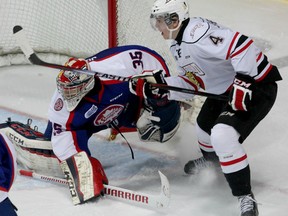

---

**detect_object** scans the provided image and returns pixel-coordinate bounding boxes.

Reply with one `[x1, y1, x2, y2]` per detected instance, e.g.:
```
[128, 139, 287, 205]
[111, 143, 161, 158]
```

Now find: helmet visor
[150, 13, 177, 31]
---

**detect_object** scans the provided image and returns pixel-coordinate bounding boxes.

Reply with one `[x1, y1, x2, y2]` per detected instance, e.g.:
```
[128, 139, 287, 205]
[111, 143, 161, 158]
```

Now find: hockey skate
[238, 193, 259, 216]
[184, 151, 220, 174]
[184, 156, 210, 174]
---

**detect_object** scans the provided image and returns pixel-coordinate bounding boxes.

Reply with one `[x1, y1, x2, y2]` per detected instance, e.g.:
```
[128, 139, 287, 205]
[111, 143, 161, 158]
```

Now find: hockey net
[0, 0, 204, 124]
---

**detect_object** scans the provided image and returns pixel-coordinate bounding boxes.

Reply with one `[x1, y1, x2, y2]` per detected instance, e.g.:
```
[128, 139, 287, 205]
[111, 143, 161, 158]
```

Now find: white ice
[0, 0, 288, 215]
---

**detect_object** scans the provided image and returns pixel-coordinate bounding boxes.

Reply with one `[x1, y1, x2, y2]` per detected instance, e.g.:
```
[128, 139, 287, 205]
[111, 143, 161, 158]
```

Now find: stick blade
[157, 170, 170, 207]
[13, 25, 23, 34]
[13, 25, 35, 60]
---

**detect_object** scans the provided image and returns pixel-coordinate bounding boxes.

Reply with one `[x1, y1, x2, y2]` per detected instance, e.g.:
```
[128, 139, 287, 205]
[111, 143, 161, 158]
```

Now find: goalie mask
[56, 58, 95, 111]
[150, 0, 189, 38]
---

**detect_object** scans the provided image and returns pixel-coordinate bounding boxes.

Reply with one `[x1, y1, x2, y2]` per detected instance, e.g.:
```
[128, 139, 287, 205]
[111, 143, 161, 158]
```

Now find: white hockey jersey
[165, 17, 279, 100]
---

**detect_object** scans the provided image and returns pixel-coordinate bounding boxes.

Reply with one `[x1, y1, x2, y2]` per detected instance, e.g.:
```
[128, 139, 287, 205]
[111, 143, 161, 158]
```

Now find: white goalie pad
[0, 121, 63, 178]
[60, 151, 95, 205]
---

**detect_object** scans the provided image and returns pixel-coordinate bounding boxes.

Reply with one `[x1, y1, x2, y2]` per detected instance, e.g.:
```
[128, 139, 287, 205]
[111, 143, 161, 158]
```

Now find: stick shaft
[13, 25, 227, 100]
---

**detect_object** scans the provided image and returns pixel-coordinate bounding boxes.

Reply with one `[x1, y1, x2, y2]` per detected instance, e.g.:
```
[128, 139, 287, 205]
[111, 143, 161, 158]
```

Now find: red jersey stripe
[226, 32, 240, 60]
[230, 39, 253, 58]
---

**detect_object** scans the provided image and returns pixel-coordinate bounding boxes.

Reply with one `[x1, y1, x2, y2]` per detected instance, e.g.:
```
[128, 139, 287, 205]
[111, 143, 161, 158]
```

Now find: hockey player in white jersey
[130, 0, 282, 215]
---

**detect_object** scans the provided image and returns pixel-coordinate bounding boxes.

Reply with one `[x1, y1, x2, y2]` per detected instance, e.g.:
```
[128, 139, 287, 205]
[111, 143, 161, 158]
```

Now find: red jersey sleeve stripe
[255, 64, 273, 82]
[230, 39, 253, 58]
[226, 32, 240, 60]
[256, 52, 263, 62]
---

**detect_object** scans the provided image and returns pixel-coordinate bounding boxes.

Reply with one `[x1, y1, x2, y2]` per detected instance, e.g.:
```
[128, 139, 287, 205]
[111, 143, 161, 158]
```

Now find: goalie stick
[18, 169, 170, 208]
[13, 25, 228, 101]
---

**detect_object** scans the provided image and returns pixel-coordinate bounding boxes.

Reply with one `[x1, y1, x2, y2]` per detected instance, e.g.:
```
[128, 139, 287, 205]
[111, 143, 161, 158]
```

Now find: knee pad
[211, 124, 248, 173]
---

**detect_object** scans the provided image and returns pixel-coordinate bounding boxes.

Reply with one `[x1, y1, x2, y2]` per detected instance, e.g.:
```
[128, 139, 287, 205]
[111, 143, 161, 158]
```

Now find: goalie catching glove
[129, 69, 169, 106]
[137, 100, 181, 143]
[228, 73, 255, 111]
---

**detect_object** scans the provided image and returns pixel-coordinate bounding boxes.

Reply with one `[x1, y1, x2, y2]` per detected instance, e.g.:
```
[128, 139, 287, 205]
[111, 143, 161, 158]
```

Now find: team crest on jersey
[182, 63, 205, 90]
[54, 98, 64, 111]
[185, 72, 200, 88]
[94, 104, 124, 126]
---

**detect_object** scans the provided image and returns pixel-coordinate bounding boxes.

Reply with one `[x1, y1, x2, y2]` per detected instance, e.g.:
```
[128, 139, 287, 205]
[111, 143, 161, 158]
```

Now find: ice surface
[1, 0, 288, 215]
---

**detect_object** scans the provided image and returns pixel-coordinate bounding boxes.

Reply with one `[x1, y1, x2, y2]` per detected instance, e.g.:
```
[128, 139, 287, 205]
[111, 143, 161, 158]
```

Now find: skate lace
[238, 194, 257, 213]
[194, 157, 207, 168]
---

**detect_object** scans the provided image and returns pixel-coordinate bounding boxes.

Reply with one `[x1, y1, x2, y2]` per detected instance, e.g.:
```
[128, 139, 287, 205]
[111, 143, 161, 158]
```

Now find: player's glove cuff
[228, 73, 255, 111]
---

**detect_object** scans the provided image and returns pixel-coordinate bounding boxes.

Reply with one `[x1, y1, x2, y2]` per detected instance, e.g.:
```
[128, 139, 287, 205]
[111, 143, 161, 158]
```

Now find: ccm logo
[8, 133, 24, 146]
[234, 78, 251, 88]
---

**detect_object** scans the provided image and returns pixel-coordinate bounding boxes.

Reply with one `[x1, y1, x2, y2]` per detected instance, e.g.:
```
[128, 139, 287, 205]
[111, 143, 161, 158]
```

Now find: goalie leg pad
[2, 121, 63, 177]
[60, 151, 108, 205]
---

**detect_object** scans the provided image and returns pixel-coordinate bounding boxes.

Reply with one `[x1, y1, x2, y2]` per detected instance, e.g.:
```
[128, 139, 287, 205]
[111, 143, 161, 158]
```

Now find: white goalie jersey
[164, 17, 277, 101]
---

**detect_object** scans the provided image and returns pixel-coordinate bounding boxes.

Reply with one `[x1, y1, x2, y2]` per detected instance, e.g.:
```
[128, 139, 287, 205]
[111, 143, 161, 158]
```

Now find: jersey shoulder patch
[184, 17, 210, 43]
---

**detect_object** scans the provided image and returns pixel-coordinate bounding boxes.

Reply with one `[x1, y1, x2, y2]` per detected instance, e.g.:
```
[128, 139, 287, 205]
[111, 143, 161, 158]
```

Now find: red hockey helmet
[56, 58, 95, 111]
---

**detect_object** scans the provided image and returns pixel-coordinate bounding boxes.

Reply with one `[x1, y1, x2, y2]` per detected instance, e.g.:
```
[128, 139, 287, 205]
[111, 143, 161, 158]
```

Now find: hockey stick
[18, 169, 170, 208]
[13, 25, 228, 101]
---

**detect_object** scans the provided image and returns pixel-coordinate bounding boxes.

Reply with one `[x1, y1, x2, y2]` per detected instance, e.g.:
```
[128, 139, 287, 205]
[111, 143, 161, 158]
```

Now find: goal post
[108, 0, 118, 48]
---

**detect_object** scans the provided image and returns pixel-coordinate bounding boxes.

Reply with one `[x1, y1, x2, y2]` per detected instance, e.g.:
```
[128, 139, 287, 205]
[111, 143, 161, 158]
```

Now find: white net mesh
[0, 0, 108, 66]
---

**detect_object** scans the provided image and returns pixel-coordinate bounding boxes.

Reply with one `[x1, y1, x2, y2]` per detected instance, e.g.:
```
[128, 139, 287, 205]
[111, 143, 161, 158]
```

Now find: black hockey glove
[228, 73, 255, 111]
[129, 70, 169, 106]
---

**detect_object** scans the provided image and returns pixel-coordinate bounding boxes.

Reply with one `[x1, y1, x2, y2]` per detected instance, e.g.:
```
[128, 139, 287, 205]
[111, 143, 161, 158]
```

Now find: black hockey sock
[224, 165, 251, 196]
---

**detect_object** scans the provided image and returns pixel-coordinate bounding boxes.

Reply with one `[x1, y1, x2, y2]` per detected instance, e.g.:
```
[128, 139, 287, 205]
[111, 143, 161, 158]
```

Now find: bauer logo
[54, 98, 64, 111]
[94, 104, 124, 126]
